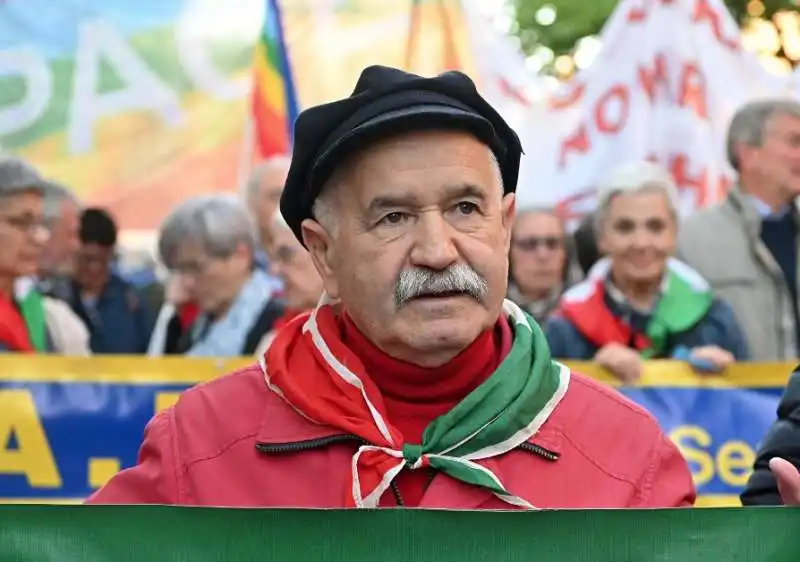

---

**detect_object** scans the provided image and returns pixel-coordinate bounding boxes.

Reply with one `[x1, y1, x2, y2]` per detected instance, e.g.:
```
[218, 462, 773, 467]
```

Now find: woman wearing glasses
[0, 157, 89, 354]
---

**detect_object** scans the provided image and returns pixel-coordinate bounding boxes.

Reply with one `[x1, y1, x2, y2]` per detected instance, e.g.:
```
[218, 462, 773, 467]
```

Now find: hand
[595, 343, 643, 384]
[689, 345, 734, 373]
[770, 457, 800, 505]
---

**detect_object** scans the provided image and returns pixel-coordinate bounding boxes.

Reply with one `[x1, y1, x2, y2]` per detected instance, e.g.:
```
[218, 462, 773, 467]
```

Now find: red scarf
[0, 293, 33, 352]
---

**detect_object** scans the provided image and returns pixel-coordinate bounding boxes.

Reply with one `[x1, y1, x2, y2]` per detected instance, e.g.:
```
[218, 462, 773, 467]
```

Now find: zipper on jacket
[518, 442, 560, 461]
[256, 434, 405, 506]
[255, 434, 365, 454]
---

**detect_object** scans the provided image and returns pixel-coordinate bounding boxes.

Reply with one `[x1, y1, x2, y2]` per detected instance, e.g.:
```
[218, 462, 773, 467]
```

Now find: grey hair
[594, 161, 679, 233]
[41, 180, 81, 226]
[158, 194, 257, 268]
[726, 99, 800, 172]
[0, 156, 47, 198]
[245, 155, 291, 204]
[311, 150, 505, 236]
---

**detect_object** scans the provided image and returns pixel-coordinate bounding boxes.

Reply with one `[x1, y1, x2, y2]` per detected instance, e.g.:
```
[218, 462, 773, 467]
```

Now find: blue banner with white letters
[0, 357, 790, 505]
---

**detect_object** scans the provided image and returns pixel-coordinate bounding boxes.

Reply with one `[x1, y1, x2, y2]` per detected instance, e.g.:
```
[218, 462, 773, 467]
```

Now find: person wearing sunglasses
[507, 207, 581, 325]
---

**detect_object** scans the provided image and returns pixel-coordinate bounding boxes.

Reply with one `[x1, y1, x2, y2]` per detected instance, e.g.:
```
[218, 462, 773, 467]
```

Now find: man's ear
[301, 218, 340, 299]
[501, 192, 516, 253]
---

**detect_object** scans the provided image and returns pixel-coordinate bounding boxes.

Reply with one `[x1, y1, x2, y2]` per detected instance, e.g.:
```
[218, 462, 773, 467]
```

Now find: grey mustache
[394, 264, 489, 308]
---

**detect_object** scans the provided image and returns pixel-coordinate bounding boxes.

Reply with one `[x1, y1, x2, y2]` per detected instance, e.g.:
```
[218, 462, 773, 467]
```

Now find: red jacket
[88, 364, 695, 508]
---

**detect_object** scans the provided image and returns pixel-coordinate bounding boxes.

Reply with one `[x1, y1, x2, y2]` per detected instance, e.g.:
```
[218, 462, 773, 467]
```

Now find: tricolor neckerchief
[261, 295, 570, 509]
[558, 257, 713, 358]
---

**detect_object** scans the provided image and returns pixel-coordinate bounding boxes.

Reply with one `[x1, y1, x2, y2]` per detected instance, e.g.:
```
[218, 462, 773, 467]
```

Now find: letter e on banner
[0, 390, 62, 488]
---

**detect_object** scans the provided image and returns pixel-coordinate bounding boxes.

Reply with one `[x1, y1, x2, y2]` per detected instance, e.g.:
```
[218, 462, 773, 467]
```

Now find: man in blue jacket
[68, 208, 154, 354]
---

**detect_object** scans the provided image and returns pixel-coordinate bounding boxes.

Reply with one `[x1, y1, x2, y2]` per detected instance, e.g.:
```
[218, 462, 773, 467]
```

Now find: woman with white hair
[546, 161, 749, 382]
[148, 194, 284, 356]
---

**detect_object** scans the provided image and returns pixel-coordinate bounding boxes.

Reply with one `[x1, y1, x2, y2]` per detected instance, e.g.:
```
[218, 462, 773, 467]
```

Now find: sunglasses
[512, 236, 563, 252]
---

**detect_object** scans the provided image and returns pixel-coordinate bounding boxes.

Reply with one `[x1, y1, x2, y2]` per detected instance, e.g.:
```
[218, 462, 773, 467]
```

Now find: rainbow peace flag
[251, 0, 298, 158]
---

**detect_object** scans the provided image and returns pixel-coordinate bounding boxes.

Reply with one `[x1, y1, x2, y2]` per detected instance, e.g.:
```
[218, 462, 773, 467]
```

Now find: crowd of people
[3, 64, 800, 509]
[3, 99, 799, 380]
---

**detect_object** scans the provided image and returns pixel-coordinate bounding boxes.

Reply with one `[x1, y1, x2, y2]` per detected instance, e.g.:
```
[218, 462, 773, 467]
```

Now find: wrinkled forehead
[335, 130, 502, 210]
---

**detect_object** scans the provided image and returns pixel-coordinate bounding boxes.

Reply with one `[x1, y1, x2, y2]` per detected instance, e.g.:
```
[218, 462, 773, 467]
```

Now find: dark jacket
[68, 274, 155, 354]
[741, 367, 800, 506]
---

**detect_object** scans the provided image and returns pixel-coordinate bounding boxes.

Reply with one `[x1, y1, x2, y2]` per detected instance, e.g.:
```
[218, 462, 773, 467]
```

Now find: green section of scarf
[381, 305, 569, 505]
[641, 270, 712, 359]
[19, 289, 47, 352]
[263, 299, 571, 508]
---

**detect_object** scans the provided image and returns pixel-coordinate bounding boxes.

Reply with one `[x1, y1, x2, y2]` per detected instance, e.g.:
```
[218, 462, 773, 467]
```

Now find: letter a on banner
[0, 390, 62, 488]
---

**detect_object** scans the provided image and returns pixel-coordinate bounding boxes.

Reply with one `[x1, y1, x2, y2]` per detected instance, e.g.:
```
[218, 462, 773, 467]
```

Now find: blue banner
[0, 357, 790, 505]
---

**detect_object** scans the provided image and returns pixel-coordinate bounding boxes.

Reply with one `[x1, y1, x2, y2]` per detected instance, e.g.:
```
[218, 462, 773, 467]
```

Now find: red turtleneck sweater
[340, 312, 512, 507]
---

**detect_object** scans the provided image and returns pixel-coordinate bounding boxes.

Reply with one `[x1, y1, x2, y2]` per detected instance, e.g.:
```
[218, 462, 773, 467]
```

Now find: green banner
[0, 506, 799, 561]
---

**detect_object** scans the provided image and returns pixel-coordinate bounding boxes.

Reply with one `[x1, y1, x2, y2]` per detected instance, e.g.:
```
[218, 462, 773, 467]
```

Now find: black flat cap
[280, 65, 523, 243]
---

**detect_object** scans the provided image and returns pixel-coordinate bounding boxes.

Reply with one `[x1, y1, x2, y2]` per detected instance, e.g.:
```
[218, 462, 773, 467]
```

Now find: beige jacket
[677, 188, 799, 361]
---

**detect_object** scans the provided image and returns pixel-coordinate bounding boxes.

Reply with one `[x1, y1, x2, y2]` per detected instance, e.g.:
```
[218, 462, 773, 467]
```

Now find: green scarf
[263, 297, 571, 508]
[642, 265, 713, 358]
[19, 287, 47, 352]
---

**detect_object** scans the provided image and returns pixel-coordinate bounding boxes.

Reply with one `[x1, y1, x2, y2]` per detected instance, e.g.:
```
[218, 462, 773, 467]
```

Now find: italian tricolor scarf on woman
[0, 284, 47, 352]
[558, 257, 713, 358]
[261, 295, 570, 509]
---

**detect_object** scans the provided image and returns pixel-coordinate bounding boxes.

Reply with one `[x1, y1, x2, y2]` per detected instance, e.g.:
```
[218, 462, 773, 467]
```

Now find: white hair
[594, 161, 679, 232]
[311, 149, 504, 236]
[158, 194, 257, 268]
[246, 155, 291, 204]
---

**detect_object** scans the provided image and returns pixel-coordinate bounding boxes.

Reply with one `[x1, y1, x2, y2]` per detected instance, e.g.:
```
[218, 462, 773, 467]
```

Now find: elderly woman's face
[598, 189, 676, 286]
[269, 226, 323, 310]
[170, 240, 251, 315]
[303, 130, 514, 366]
[0, 191, 48, 280]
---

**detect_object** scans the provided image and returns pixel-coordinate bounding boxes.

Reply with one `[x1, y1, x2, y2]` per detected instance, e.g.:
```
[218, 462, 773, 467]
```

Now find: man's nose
[409, 212, 459, 270]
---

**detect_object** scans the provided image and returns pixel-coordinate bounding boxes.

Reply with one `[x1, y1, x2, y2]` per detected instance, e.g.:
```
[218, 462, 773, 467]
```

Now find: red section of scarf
[340, 312, 512, 506]
[264, 305, 511, 507]
[0, 292, 33, 352]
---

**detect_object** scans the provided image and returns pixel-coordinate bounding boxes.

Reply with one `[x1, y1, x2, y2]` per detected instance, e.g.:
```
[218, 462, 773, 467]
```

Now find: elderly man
[38, 180, 81, 301]
[678, 99, 800, 360]
[90, 66, 695, 508]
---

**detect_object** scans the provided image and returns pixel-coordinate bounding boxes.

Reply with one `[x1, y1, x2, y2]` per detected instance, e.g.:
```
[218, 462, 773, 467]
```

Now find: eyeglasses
[512, 236, 563, 252]
[0, 214, 48, 237]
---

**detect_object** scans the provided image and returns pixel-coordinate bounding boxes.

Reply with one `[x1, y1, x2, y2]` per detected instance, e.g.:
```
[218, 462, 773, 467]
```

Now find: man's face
[252, 163, 289, 247]
[745, 113, 800, 202]
[74, 242, 114, 293]
[41, 201, 79, 275]
[598, 189, 676, 286]
[269, 226, 323, 311]
[302, 130, 515, 367]
[510, 211, 566, 297]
